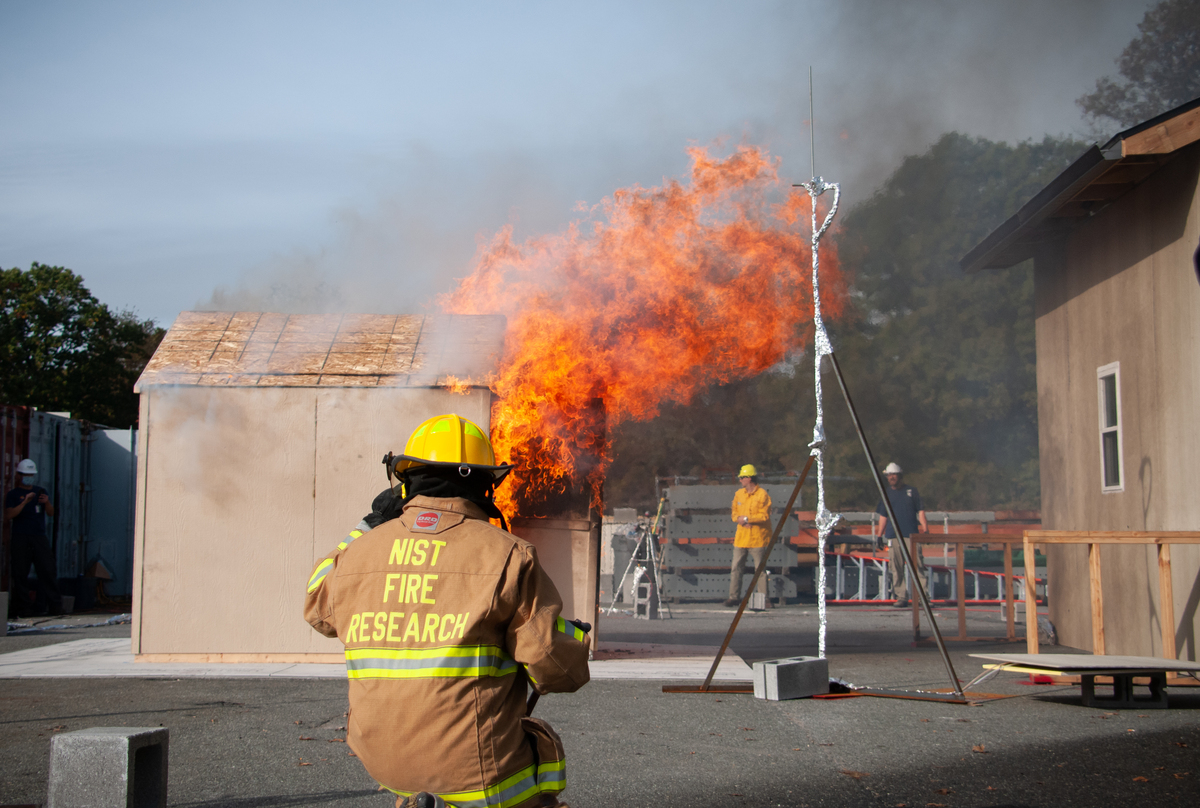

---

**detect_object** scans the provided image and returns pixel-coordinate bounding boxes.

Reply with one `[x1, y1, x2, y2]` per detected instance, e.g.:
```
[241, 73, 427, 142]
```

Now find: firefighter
[305, 414, 590, 808]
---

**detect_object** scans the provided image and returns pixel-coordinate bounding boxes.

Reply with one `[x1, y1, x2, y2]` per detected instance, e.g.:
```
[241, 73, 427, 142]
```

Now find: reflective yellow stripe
[536, 758, 566, 793]
[384, 761, 558, 808]
[554, 616, 586, 643]
[337, 529, 364, 551]
[306, 559, 334, 593]
[345, 645, 518, 679]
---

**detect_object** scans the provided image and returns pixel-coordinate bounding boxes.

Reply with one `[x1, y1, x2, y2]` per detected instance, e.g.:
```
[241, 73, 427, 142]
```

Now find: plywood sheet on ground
[970, 653, 1200, 672]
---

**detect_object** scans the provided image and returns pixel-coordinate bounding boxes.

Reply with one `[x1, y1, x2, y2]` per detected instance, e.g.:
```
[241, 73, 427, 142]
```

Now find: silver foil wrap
[801, 176, 841, 660]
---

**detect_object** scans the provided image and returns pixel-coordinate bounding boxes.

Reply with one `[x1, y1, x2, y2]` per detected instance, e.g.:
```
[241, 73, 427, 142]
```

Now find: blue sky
[1, 1, 1150, 326]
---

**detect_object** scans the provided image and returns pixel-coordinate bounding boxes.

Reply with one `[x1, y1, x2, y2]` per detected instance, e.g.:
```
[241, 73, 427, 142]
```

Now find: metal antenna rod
[809, 66, 816, 179]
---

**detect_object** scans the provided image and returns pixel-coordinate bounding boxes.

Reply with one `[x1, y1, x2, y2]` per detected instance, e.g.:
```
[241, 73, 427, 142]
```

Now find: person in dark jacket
[3, 458, 62, 617]
[875, 462, 927, 607]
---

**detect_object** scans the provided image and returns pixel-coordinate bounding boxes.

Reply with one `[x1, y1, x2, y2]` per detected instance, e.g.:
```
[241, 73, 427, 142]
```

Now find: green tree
[606, 133, 1085, 513]
[818, 133, 1085, 511]
[1078, 0, 1200, 130]
[0, 263, 163, 428]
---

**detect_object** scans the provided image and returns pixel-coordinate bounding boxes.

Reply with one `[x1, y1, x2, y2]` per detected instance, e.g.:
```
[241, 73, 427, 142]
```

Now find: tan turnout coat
[305, 495, 590, 807]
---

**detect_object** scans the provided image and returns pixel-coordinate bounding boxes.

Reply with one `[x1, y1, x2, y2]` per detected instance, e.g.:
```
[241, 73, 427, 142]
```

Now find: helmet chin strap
[379, 456, 509, 530]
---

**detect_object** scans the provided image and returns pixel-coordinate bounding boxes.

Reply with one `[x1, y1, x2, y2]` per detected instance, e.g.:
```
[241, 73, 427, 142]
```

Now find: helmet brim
[391, 454, 515, 483]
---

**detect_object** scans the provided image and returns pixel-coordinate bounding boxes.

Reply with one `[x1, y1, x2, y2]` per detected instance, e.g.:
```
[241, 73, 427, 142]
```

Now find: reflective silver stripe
[306, 559, 334, 593]
[537, 759, 566, 792]
[554, 616, 586, 643]
[337, 529, 364, 551]
[345, 646, 518, 679]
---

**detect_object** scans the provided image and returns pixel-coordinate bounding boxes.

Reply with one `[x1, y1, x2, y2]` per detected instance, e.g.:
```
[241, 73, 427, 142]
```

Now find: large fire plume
[441, 145, 846, 516]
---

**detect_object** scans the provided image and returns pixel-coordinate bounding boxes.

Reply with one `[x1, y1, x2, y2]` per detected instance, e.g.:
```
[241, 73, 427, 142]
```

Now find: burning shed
[131, 311, 513, 661]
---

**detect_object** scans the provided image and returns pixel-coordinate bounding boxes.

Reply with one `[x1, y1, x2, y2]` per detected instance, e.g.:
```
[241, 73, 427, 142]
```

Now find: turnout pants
[728, 545, 768, 601]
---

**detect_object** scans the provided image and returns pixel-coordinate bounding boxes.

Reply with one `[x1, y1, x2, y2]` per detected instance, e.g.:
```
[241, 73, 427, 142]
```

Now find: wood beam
[1159, 544, 1176, 660]
[1122, 104, 1200, 155]
[1089, 543, 1105, 655]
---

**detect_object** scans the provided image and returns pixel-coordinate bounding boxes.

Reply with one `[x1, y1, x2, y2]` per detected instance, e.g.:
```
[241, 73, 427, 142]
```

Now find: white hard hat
[16, 458, 37, 475]
[883, 462, 902, 475]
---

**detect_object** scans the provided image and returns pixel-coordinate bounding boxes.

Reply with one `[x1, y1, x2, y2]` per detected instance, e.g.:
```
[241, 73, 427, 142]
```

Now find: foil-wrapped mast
[792, 69, 962, 695]
[798, 174, 840, 660]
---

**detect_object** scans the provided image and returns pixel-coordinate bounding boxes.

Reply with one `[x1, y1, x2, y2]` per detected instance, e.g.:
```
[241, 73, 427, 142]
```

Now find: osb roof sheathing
[135, 312, 506, 391]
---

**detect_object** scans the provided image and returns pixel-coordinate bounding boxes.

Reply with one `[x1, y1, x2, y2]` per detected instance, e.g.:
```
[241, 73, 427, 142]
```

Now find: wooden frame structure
[907, 534, 1038, 643]
[1023, 530, 1200, 656]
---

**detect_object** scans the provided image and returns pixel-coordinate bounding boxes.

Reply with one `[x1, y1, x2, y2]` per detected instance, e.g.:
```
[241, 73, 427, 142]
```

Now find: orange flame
[441, 144, 845, 516]
[441, 375, 473, 395]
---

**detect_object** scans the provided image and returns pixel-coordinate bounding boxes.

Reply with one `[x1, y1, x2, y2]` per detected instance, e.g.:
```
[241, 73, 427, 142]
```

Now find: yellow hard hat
[387, 414, 514, 481]
[738, 464, 757, 478]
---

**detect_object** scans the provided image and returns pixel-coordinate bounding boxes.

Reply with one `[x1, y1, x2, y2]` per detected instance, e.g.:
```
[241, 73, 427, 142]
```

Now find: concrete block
[753, 656, 829, 701]
[1000, 599, 1025, 621]
[60, 595, 75, 615]
[1, 591, 7, 634]
[48, 727, 168, 808]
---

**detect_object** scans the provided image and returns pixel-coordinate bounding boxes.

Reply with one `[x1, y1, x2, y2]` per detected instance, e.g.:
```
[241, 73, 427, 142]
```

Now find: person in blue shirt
[3, 458, 62, 617]
[875, 462, 927, 607]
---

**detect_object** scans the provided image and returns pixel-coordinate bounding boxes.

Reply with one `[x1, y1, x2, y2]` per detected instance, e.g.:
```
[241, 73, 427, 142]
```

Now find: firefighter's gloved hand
[569, 619, 591, 634]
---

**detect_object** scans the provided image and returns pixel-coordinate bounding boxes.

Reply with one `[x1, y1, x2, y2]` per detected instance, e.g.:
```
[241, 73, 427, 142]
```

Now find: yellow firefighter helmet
[386, 414, 514, 482]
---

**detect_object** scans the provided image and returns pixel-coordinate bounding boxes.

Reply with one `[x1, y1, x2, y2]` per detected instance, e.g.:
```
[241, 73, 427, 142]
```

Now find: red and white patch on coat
[413, 511, 440, 531]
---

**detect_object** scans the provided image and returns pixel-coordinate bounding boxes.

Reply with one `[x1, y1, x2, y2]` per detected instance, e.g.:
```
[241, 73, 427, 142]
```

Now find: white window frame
[1097, 362, 1124, 493]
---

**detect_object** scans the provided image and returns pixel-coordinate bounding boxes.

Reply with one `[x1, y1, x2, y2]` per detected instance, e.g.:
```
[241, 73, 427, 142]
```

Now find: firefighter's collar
[402, 495, 491, 524]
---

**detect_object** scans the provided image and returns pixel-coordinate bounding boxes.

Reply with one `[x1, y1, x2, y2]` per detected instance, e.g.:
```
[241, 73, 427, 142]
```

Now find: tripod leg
[605, 534, 646, 615]
[646, 530, 672, 619]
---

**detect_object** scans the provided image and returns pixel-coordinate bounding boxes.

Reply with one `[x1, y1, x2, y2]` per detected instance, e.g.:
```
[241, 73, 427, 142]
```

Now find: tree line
[0, 263, 163, 428]
[605, 0, 1200, 513]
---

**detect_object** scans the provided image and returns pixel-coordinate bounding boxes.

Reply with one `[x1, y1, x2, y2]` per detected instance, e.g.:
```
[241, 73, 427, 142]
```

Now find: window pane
[1102, 374, 1118, 428]
[1103, 431, 1121, 487]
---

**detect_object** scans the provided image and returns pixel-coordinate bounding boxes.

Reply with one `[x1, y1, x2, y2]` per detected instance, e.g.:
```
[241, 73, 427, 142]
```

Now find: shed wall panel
[134, 383, 508, 657]
[308, 387, 491, 653]
[511, 519, 597, 626]
[138, 388, 318, 654]
[1035, 145, 1200, 656]
[132, 395, 151, 653]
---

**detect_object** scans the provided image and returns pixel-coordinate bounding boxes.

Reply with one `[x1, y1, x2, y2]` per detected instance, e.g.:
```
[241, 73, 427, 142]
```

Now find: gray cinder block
[752, 656, 829, 701]
[48, 727, 168, 808]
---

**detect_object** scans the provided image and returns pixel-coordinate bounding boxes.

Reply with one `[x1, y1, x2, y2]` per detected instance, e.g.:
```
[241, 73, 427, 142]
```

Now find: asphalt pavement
[2, 604, 1198, 808]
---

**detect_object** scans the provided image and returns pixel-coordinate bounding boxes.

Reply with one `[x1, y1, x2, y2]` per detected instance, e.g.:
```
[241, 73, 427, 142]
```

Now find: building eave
[961, 96, 1200, 273]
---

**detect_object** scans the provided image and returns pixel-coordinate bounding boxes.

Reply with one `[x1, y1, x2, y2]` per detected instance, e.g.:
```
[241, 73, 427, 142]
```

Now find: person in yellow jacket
[305, 414, 590, 808]
[724, 464, 774, 607]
